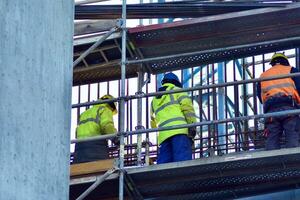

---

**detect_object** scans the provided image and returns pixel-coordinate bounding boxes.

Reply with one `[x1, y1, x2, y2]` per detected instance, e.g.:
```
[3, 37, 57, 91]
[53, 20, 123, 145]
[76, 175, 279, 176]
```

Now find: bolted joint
[116, 19, 122, 29]
[120, 60, 128, 66]
[240, 94, 253, 100]
[135, 91, 145, 97]
[142, 140, 152, 148]
[114, 159, 120, 170]
[116, 19, 127, 30]
[135, 125, 145, 130]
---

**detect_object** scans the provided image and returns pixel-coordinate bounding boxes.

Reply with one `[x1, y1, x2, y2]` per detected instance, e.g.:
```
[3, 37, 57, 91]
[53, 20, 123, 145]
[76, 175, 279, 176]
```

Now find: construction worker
[257, 53, 300, 150]
[73, 94, 118, 163]
[151, 72, 197, 164]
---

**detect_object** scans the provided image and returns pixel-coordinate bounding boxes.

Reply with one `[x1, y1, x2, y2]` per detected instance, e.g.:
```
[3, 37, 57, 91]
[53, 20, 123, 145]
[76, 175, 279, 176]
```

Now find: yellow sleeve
[150, 100, 157, 128]
[100, 108, 117, 135]
[176, 91, 197, 124]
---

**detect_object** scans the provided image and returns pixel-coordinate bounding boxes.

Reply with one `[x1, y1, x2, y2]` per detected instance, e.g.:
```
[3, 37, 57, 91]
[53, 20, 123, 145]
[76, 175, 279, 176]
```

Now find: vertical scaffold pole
[119, 0, 127, 199]
[156, 0, 165, 90]
[296, 48, 300, 70]
[137, 69, 144, 166]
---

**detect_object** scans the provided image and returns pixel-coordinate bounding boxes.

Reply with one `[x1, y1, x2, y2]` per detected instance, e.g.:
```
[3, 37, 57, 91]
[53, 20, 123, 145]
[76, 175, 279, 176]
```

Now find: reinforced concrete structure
[0, 1, 74, 200]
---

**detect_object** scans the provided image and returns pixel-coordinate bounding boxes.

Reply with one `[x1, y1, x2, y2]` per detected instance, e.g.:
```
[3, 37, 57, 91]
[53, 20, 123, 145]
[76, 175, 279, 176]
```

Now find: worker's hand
[188, 127, 197, 139]
[111, 137, 120, 146]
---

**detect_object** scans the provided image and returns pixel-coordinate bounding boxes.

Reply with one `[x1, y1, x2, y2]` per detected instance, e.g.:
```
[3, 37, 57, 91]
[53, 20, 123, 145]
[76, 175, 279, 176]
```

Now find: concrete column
[0, 1, 73, 200]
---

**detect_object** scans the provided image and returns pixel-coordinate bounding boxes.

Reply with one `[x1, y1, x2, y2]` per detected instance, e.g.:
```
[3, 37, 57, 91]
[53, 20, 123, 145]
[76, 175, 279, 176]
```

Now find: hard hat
[270, 52, 289, 65]
[100, 94, 117, 115]
[161, 72, 181, 87]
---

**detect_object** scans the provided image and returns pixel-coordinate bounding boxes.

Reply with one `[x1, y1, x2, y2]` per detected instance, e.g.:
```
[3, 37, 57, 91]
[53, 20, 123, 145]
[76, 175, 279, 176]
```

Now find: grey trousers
[73, 140, 109, 163]
[265, 106, 300, 150]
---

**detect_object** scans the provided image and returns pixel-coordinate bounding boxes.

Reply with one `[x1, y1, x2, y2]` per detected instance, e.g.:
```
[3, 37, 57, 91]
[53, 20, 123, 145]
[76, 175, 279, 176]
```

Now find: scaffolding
[71, 1, 300, 199]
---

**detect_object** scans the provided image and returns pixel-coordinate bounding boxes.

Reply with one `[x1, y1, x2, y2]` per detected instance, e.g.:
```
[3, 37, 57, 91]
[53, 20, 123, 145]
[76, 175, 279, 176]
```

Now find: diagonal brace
[73, 25, 119, 68]
[76, 168, 116, 200]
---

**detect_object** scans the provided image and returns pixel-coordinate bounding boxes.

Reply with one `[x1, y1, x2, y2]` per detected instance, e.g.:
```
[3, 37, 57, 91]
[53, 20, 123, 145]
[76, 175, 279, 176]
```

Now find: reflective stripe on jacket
[150, 83, 197, 145]
[76, 104, 116, 139]
[260, 64, 300, 104]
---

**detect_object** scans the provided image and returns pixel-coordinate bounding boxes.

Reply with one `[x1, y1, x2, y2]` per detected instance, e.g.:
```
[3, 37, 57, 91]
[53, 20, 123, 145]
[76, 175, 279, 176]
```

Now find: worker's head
[270, 52, 290, 66]
[161, 72, 182, 88]
[100, 94, 117, 115]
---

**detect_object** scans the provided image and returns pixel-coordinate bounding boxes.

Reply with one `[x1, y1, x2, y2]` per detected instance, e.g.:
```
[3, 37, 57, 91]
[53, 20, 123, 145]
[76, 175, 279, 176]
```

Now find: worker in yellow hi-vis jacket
[73, 94, 118, 163]
[151, 73, 197, 164]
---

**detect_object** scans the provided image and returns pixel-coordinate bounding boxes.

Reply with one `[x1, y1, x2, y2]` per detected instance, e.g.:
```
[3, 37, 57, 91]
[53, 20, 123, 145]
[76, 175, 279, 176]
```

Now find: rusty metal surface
[73, 3, 300, 85]
[128, 3, 300, 73]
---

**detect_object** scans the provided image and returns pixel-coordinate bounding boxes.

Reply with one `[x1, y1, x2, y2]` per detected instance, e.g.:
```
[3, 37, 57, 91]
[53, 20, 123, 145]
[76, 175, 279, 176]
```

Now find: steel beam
[75, 2, 288, 19]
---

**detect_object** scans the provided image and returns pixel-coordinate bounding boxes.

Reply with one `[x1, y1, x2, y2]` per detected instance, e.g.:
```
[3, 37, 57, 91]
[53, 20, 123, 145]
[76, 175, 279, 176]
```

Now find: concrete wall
[0, 1, 73, 200]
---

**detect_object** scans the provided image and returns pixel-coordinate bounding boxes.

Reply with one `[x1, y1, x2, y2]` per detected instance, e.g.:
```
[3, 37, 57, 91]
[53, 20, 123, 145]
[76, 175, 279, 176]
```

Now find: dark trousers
[265, 106, 300, 150]
[157, 134, 192, 164]
[73, 140, 109, 164]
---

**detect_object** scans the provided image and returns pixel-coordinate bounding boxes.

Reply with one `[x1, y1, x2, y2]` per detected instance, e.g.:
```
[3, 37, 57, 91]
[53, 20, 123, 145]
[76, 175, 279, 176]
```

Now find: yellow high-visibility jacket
[150, 83, 197, 145]
[76, 104, 117, 139]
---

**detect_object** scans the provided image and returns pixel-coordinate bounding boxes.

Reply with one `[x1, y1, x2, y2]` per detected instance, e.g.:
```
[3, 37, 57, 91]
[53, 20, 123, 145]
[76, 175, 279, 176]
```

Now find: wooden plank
[70, 159, 114, 177]
[74, 20, 116, 36]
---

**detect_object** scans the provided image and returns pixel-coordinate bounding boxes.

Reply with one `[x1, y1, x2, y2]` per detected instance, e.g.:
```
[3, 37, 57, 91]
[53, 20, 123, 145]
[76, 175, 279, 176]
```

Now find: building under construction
[2, 0, 300, 200]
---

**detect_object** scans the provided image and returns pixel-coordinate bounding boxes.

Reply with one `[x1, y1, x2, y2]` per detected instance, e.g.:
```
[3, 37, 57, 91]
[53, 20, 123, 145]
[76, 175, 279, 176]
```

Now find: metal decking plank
[128, 3, 300, 74]
[69, 148, 300, 199]
[72, 3, 300, 84]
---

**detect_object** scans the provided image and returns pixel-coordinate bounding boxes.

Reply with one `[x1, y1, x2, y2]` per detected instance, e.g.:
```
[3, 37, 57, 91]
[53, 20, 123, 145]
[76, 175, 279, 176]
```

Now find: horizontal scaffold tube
[71, 109, 300, 144]
[72, 72, 300, 108]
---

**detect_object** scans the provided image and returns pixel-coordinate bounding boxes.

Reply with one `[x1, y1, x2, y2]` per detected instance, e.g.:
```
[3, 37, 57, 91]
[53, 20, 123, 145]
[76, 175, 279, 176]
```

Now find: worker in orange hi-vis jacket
[257, 53, 300, 150]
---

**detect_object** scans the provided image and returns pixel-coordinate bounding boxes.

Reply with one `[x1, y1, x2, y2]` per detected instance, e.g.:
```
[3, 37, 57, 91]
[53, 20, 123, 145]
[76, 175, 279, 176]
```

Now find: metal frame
[70, 147, 300, 199]
[119, 1, 127, 199]
[71, 72, 300, 109]
[71, 2, 300, 199]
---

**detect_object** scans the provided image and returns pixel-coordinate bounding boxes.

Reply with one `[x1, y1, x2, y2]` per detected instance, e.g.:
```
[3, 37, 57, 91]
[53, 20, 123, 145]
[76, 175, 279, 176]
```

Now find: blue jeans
[157, 134, 192, 164]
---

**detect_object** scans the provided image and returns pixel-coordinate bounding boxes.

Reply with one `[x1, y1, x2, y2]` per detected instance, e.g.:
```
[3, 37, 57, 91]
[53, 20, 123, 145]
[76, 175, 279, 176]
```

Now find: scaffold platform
[69, 148, 300, 200]
[73, 3, 300, 86]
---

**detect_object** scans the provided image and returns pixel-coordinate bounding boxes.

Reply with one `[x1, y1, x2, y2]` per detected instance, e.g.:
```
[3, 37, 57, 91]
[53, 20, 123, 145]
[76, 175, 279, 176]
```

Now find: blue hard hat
[161, 72, 180, 84]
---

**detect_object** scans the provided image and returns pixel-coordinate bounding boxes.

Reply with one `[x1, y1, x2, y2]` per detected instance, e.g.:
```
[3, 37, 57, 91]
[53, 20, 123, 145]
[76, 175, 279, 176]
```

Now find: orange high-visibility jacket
[260, 64, 300, 104]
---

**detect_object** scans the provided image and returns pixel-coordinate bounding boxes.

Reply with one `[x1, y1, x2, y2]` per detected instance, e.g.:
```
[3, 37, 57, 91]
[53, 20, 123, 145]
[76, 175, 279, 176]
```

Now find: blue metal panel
[217, 62, 226, 153]
[183, 69, 190, 88]
[235, 59, 243, 77]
